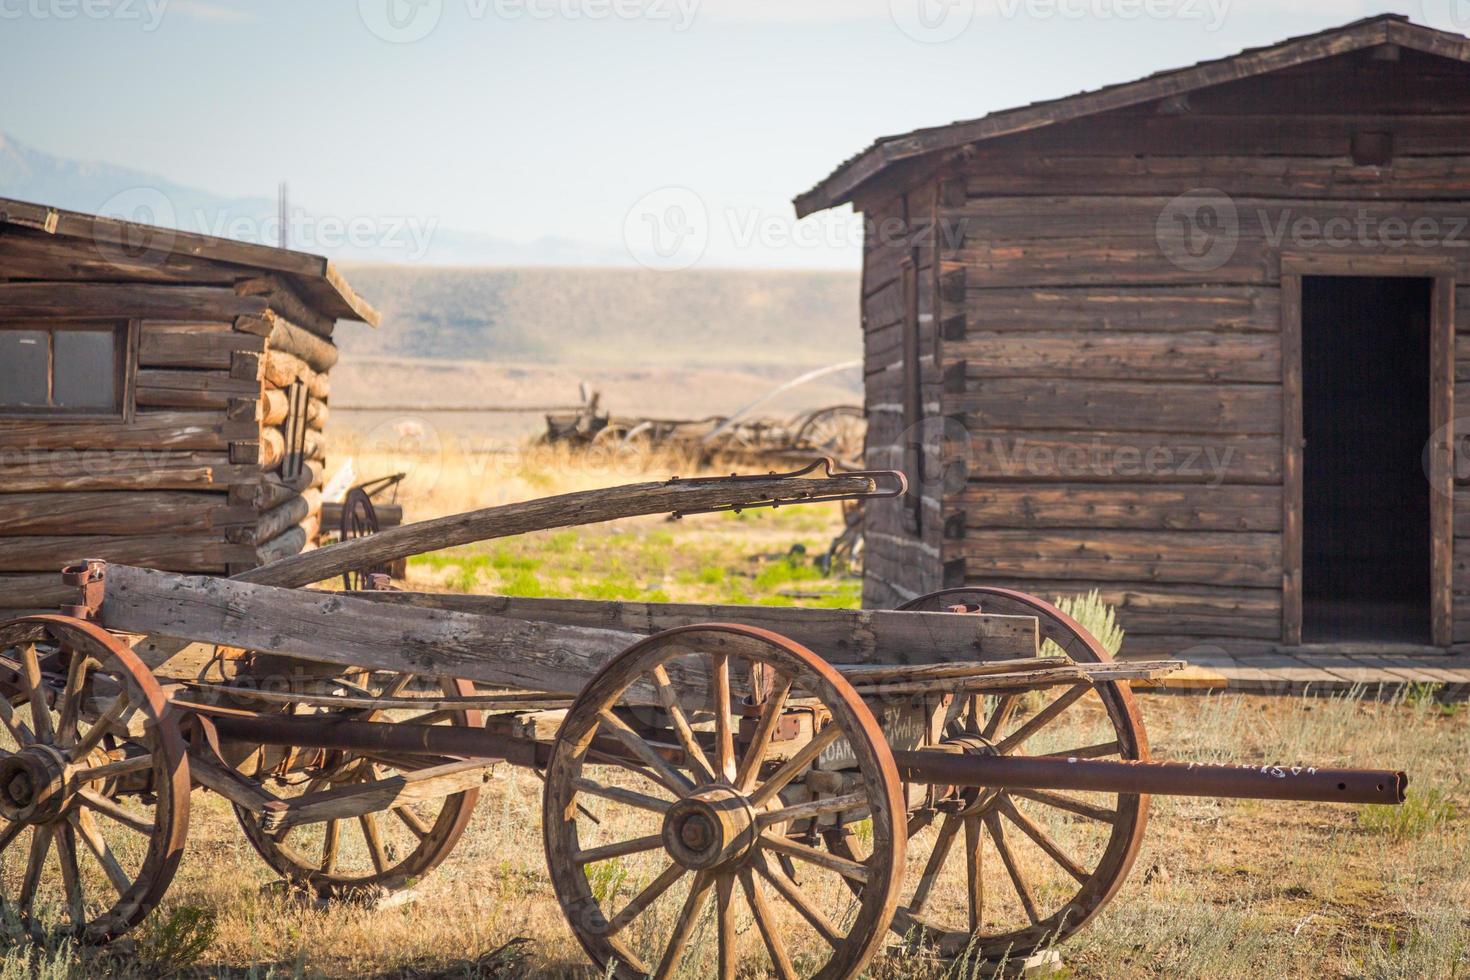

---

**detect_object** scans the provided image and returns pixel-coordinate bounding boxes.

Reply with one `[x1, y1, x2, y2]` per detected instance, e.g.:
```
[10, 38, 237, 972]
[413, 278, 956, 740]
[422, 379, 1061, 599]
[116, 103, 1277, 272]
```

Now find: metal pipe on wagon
[893, 751, 1408, 806]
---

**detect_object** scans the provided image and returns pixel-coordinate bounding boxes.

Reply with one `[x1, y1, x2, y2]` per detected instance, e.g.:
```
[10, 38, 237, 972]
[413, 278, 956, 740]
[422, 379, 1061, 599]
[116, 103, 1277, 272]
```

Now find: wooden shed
[0, 197, 377, 615]
[796, 15, 1470, 655]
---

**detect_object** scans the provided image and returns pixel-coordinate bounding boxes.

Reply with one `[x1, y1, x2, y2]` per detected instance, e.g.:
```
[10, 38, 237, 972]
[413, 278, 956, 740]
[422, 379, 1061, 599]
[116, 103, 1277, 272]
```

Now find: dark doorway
[1301, 276, 1432, 643]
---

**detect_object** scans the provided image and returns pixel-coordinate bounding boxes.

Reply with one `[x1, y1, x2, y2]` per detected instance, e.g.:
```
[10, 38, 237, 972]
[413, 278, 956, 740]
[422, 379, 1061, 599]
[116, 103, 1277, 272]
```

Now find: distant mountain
[336, 265, 859, 368]
[0, 131, 629, 266]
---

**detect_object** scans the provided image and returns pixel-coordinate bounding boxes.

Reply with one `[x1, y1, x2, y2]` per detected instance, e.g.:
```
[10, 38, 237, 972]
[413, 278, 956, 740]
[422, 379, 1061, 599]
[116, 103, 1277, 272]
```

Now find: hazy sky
[3, 0, 1464, 267]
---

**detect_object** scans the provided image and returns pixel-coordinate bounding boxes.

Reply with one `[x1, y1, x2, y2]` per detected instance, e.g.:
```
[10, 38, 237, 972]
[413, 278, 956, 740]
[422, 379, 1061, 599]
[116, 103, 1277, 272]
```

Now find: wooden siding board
[955, 380, 1281, 435]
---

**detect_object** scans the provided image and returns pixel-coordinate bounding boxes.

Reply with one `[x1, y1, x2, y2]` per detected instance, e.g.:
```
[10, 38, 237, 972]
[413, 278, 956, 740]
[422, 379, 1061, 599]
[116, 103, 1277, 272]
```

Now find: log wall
[854, 49, 1470, 653]
[0, 236, 340, 606]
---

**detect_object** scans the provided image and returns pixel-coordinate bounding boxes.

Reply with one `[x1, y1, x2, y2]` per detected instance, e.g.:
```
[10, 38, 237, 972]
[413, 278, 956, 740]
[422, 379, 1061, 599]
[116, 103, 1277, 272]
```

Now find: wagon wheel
[795, 406, 865, 468]
[826, 588, 1149, 961]
[233, 673, 482, 898]
[544, 625, 905, 979]
[0, 615, 190, 943]
[339, 487, 388, 591]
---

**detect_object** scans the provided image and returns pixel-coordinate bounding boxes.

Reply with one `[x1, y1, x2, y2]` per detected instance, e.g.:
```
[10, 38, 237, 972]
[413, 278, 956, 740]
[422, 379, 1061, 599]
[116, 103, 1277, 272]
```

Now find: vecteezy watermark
[978, 434, 1239, 485]
[1156, 189, 1239, 273]
[1423, 416, 1470, 501]
[1420, 0, 1470, 32]
[994, 0, 1230, 31]
[1159, 189, 1470, 271]
[0, 0, 170, 30]
[358, 0, 699, 42]
[625, 186, 971, 270]
[889, 0, 975, 43]
[91, 186, 439, 267]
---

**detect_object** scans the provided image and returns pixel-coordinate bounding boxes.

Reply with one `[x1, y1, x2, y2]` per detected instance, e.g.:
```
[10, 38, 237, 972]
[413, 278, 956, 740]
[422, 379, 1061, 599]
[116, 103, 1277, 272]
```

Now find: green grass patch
[1358, 786, 1457, 839]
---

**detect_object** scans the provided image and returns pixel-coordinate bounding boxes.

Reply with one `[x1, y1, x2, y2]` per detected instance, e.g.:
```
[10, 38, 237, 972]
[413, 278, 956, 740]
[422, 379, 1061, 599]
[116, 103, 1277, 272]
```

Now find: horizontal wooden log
[954, 381, 1281, 435]
[0, 533, 250, 573]
[236, 472, 881, 589]
[138, 323, 265, 369]
[255, 525, 309, 565]
[0, 574, 75, 610]
[266, 314, 338, 373]
[342, 593, 1041, 664]
[0, 283, 267, 320]
[960, 285, 1280, 334]
[260, 388, 290, 426]
[234, 490, 318, 546]
[235, 276, 337, 337]
[960, 431, 1282, 484]
[959, 530, 1280, 588]
[0, 491, 251, 535]
[262, 350, 312, 389]
[258, 428, 286, 470]
[321, 500, 402, 530]
[229, 466, 322, 511]
[0, 412, 255, 452]
[135, 370, 260, 410]
[0, 450, 256, 492]
[0, 227, 241, 286]
[955, 483, 1282, 532]
[307, 398, 328, 431]
[270, 760, 494, 830]
[951, 332, 1281, 383]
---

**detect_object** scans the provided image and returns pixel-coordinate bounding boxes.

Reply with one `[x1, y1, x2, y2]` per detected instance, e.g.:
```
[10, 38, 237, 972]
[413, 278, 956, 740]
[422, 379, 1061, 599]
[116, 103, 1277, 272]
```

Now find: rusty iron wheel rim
[543, 624, 905, 980]
[825, 588, 1150, 961]
[0, 615, 190, 944]
[233, 673, 482, 897]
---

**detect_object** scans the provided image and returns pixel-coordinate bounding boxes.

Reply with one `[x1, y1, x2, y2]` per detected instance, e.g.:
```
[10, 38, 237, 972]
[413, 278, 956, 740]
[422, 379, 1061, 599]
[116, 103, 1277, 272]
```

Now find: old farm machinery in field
[0, 461, 1408, 977]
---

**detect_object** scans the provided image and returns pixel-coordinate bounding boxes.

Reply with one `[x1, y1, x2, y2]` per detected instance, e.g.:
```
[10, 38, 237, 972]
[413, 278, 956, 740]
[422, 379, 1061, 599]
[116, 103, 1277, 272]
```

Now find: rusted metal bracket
[669, 457, 907, 518]
[59, 559, 107, 620]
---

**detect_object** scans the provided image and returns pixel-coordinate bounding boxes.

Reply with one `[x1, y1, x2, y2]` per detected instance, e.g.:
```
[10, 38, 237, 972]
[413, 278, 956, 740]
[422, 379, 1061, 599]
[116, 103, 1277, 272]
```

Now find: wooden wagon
[0, 461, 1407, 977]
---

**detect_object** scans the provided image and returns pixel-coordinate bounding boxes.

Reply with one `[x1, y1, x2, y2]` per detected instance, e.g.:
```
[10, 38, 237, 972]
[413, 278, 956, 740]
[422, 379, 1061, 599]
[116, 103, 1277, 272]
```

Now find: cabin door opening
[1300, 275, 1432, 643]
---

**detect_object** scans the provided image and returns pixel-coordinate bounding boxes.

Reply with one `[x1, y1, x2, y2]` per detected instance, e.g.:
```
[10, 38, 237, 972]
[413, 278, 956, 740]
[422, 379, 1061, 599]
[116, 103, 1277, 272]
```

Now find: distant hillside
[335, 266, 860, 368]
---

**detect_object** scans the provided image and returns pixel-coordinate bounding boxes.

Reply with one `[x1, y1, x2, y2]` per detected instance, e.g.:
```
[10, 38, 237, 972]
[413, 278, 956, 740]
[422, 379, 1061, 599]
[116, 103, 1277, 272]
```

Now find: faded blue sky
[2, 0, 1463, 267]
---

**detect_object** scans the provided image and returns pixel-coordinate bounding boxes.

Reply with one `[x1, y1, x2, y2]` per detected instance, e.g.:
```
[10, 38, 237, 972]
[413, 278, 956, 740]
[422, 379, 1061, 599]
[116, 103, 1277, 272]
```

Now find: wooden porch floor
[1132, 648, 1470, 697]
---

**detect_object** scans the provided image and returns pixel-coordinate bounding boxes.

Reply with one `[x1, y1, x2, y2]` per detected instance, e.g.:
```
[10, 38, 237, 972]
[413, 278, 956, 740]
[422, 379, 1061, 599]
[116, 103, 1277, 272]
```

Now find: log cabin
[0, 196, 377, 615]
[795, 15, 1470, 655]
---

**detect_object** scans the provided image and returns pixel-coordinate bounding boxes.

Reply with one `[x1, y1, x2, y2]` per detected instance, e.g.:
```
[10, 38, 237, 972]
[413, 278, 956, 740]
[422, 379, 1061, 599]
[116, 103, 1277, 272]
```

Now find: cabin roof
[0, 196, 379, 326]
[794, 15, 1470, 218]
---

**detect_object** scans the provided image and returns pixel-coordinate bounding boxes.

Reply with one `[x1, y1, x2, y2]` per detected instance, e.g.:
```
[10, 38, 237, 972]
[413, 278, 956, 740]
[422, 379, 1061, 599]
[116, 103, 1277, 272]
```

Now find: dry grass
[3, 448, 1465, 978]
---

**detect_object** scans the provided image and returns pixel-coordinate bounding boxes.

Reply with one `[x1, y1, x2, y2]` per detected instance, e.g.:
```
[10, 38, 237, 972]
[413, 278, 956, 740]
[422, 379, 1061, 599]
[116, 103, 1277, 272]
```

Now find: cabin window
[0, 321, 130, 416]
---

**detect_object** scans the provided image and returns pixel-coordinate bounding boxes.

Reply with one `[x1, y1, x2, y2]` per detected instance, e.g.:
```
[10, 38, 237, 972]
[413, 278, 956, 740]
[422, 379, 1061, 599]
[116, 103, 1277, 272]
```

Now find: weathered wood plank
[0, 533, 250, 573]
[952, 332, 1280, 383]
[961, 430, 1282, 484]
[135, 370, 260, 410]
[956, 381, 1281, 435]
[0, 412, 255, 452]
[960, 530, 1280, 588]
[960, 285, 1280, 335]
[235, 472, 881, 590]
[0, 283, 267, 320]
[954, 483, 1282, 532]
[0, 451, 256, 492]
[138, 323, 265, 369]
[0, 574, 73, 610]
[341, 593, 1041, 663]
[0, 491, 250, 535]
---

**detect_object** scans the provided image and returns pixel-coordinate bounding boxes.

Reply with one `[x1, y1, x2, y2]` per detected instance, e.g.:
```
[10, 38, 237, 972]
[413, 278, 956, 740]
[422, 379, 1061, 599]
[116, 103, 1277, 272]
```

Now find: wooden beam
[235, 472, 880, 590]
[268, 760, 494, 830]
[1280, 274, 1303, 646]
[342, 593, 1041, 663]
[0, 412, 255, 451]
[0, 283, 267, 320]
[0, 491, 251, 536]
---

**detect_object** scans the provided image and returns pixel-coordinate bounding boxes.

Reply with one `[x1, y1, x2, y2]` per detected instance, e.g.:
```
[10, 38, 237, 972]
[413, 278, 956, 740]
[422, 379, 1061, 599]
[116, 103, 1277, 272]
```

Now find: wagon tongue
[892, 750, 1408, 806]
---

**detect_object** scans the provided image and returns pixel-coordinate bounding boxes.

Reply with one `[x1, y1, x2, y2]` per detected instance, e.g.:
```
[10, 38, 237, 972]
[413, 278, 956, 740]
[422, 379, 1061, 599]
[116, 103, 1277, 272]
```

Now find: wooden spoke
[964, 814, 984, 933]
[741, 868, 796, 980]
[18, 644, 55, 744]
[651, 870, 711, 980]
[608, 862, 686, 937]
[735, 674, 793, 794]
[761, 832, 869, 884]
[716, 872, 736, 980]
[359, 814, 388, 874]
[79, 789, 153, 834]
[0, 818, 25, 854]
[361, 673, 413, 723]
[998, 797, 1090, 884]
[70, 692, 132, 761]
[910, 812, 961, 915]
[573, 833, 664, 865]
[709, 653, 736, 783]
[650, 665, 715, 785]
[597, 710, 694, 796]
[1043, 740, 1121, 760]
[55, 652, 90, 750]
[321, 819, 340, 874]
[1012, 787, 1118, 823]
[571, 777, 672, 815]
[748, 723, 843, 808]
[54, 822, 86, 927]
[755, 853, 841, 947]
[74, 755, 153, 784]
[757, 792, 867, 829]
[393, 805, 431, 840]
[984, 812, 1039, 925]
[71, 809, 131, 897]
[994, 685, 1089, 756]
[19, 823, 54, 914]
[0, 695, 35, 746]
[982, 693, 1020, 741]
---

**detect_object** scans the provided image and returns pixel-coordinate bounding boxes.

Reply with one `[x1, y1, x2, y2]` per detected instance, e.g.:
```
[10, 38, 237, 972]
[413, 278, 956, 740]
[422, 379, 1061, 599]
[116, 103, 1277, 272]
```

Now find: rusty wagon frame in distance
[0, 460, 1408, 978]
